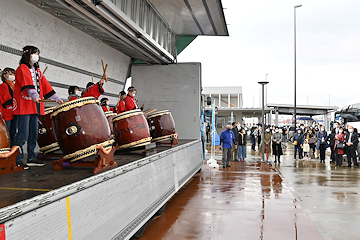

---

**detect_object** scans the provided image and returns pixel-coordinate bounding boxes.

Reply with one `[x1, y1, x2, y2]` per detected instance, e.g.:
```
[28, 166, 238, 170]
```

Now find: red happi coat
[116, 100, 125, 114]
[82, 83, 104, 99]
[124, 94, 138, 111]
[14, 64, 55, 116]
[0, 82, 14, 121]
[101, 105, 114, 112]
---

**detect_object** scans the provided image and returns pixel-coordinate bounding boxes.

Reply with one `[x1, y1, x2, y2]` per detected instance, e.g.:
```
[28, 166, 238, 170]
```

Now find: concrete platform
[140, 145, 326, 240]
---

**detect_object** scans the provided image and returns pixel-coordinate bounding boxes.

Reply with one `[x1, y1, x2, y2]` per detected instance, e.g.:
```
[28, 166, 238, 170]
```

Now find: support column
[269, 110, 272, 126]
[228, 94, 230, 108]
[275, 109, 279, 126]
[324, 114, 329, 131]
[231, 111, 234, 123]
[219, 94, 221, 107]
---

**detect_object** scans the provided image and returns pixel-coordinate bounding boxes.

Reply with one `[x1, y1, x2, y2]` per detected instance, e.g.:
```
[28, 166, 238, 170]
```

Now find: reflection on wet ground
[140, 143, 324, 240]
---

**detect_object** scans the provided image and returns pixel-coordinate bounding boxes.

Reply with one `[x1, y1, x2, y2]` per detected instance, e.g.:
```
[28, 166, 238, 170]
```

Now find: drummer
[68, 85, 81, 101]
[100, 98, 115, 112]
[116, 91, 126, 114]
[82, 75, 107, 99]
[0, 67, 17, 145]
[125, 86, 145, 111]
[13, 46, 63, 168]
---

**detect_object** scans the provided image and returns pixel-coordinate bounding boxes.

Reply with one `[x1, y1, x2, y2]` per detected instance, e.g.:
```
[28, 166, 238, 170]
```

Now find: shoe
[346, 165, 351, 167]
[355, 165, 358, 168]
[17, 161, 29, 170]
[234, 159, 239, 162]
[226, 165, 231, 167]
[223, 165, 226, 168]
[27, 159, 45, 167]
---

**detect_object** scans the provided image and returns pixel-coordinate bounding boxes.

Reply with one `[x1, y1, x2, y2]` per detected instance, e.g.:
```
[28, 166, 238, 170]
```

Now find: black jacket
[231, 127, 239, 145]
[238, 133, 247, 146]
[345, 132, 358, 150]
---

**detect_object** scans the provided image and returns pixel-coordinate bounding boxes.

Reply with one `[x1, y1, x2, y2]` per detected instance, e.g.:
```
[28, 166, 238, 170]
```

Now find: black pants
[330, 146, 335, 161]
[347, 148, 358, 166]
[319, 144, 326, 161]
[335, 152, 343, 166]
[206, 132, 210, 143]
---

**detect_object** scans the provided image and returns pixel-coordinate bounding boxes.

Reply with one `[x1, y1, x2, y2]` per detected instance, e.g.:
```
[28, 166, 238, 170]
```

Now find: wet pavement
[140, 143, 343, 240]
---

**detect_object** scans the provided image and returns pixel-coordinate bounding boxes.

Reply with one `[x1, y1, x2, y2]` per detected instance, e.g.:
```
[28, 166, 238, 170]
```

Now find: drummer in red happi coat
[125, 87, 145, 111]
[82, 75, 107, 99]
[68, 85, 82, 101]
[100, 98, 115, 112]
[0, 67, 17, 145]
[13, 46, 63, 168]
[116, 91, 126, 114]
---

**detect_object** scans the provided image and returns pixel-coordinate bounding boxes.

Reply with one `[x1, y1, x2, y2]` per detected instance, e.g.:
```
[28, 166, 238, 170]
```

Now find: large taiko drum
[104, 111, 117, 135]
[38, 107, 61, 154]
[146, 110, 176, 142]
[112, 109, 151, 149]
[51, 97, 114, 162]
[0, 115, 11, 153]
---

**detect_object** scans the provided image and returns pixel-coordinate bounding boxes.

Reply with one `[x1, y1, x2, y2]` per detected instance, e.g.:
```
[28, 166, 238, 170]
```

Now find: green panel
[176, 36, 197, 55]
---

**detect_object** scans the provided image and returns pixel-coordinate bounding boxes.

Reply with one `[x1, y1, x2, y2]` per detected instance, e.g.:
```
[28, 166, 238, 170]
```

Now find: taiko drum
[38, 107, 61, 154]
[146, 110, 176, 142]
[112, 109, 151, 149]
[51, 97, 114, 162]
[104, 111, 117, 135]
[0, 115, 11, 152]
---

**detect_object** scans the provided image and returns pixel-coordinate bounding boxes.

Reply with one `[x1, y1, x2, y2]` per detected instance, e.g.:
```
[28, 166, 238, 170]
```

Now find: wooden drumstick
[143, 98, 147, 106]
[143, 108, 153, 114]
[145, 109, 157, 115]
[43, 66, 48, 74]
[103, 64, 108, 82]
[101, 59, 105, 71]
[39, 99, 57, 103]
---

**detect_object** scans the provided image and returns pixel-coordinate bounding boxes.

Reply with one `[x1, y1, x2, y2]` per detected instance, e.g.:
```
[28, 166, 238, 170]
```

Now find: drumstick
[145, 109, 157, 115]
[143, 98, 147, 106]
[43, 66, 48, 74]
[101, 59, 105, 71]
[39, 99, 57, 103]
[143, 108, 154, 114]
[103, 64, 108, 82]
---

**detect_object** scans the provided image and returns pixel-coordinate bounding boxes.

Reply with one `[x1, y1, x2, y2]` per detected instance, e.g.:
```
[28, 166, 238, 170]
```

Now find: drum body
[51, 97, 114, 162]
[147, 110, 176, 142]
[38, 107, 60, 154]
[0, 115, 10, 150]
[104, 111, 117, 135]
[112, 109, 151, 149]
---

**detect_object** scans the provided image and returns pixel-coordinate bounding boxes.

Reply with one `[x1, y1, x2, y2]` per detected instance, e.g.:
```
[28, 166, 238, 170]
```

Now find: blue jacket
[316, 131, 329, 149]
[292, 133, 304, 145]
[220, 130, 235, 148]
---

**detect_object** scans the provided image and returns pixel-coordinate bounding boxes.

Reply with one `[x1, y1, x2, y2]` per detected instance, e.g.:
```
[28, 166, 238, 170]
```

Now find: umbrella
[339, 114, 358, 121]
[296, 117, 315, 121]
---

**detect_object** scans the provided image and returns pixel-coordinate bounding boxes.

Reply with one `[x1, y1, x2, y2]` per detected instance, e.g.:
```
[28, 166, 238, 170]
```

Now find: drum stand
[52, 145, 118, 174]
[0, 146, 23, 175]
[155, 133, 179, 148]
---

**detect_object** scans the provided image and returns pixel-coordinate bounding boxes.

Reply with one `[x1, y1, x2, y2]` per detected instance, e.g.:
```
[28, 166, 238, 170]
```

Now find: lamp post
[258, 81, 269, 162]
[294, 4, 302, 128]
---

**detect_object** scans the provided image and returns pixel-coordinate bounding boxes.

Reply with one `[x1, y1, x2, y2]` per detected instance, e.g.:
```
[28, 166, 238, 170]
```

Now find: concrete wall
[0, 0, 130, 103]
[132, 63, 202, 140]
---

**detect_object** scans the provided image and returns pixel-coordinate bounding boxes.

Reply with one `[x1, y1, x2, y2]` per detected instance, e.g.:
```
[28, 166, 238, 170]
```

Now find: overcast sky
[177, 0, 360, 109]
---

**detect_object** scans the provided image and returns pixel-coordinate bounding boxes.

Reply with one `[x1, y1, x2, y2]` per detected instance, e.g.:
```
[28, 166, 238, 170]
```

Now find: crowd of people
[0, 45, 145, 170]
[217, 121, 360, 168]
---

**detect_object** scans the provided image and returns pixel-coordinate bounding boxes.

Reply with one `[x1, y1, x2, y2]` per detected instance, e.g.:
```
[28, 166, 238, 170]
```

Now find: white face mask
[321, 128, 325, 132]
[132, 93, 136, 97]
[339, 130, 343, 133]
[75, 90, 82, 96]
[30, 54, 39, 63]
[6, 75, 15, 81]
[275, 130, 279, 132]
[349, 129, 354, 133]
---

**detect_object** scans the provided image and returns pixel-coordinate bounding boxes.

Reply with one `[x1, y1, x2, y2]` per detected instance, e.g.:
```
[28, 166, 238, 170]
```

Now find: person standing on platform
[272, 126, 283, 163]
[100, 97, 115, 112]
[67, 85, 81, 101]
[328, 128, 336, 164]
[334, 127, 345, 167]
[260, 126, 272, 159]
[219, 125, 236, 169]
[0, 67, 17, 145]
[303, 139, 310, 161]
[345, 126, 358, 168]
[238, 128, 247, 161]
[125, 86, 145, 111]
[206, 123, 211, 143]
[14, 46, 63, 168]
[316, 126, 328, 163]
[292, 129, 304, 160]
[116, 91, 126, 114]
[231, 122, 239, 161]
[250, 126, 257, 151]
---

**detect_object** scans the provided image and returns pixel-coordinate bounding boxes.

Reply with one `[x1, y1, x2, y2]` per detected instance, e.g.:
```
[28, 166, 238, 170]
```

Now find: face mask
[75, 90, 82, 96]
[275, 130, 279, 133]
[6, 75, 15, 81]
[227, 128, 231, 131]
[30, 54, 39, 63]
[298, 131, 301, 134]
[301, 126, 304, 129]
[339, 130, 343, 133]
[321, 128, 324, 132]
[349, 129, 353, 133]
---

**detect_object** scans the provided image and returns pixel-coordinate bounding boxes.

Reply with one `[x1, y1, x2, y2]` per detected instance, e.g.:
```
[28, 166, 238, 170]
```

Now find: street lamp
[294, 4, 302, 129]
[258, 81, 269, 162]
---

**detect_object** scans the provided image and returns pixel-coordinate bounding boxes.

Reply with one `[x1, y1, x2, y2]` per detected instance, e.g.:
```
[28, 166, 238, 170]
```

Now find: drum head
[146, 110, 171, 119]
[105, 111, 117, 118]
[112, 109, 143, 122]
[44, 106, 57, 116]
[51, 97, 99, 118]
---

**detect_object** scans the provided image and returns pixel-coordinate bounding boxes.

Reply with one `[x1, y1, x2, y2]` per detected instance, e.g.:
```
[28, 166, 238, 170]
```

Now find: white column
[238, 94, 240, 107]
[228, 94, 230, 108]
[219, 94, 221, 107]
[231, 111, 234, 123]
[275, 109, 279, 126]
